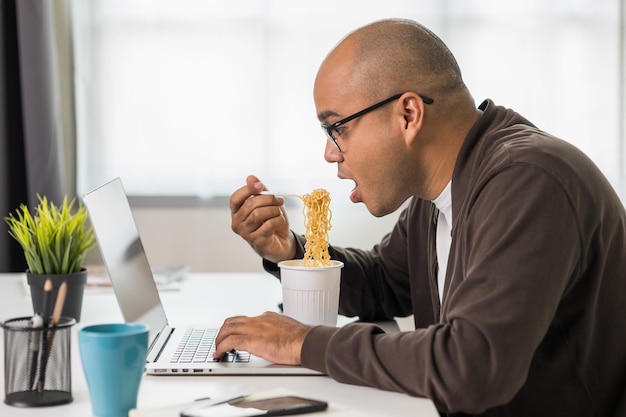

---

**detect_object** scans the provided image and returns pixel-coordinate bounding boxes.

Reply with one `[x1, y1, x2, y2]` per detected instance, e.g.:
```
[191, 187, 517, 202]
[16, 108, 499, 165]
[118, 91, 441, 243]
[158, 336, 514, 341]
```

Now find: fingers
[245, 174, 261, 186]
[233, 201, 285, 235]
[214, 314, 268, 356]
[229, 176, 295, 262]
[214, 312, 310, 365]
[231, 196, 289, 257]
[213, 315, 246, 357]
[230, 176, 284, 221]
[230, 176, 265, 214]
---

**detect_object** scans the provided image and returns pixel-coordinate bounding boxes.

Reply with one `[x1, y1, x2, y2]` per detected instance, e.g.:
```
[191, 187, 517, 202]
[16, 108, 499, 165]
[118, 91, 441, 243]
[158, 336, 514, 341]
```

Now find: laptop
[83, 178, 321, 375]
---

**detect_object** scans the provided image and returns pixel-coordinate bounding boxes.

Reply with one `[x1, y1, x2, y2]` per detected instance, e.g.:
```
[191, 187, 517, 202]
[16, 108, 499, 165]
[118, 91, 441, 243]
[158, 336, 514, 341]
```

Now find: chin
[364, 196, 407, 218]
[364, 202, 393, 218]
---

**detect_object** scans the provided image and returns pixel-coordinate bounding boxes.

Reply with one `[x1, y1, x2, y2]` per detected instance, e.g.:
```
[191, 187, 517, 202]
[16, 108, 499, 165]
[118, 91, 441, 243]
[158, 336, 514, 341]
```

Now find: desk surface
[0, 272, 438, 417]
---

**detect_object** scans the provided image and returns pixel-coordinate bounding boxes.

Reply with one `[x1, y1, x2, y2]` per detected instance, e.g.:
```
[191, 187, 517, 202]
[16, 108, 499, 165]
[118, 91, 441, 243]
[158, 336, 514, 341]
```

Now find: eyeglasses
[321, 92, 434, 151]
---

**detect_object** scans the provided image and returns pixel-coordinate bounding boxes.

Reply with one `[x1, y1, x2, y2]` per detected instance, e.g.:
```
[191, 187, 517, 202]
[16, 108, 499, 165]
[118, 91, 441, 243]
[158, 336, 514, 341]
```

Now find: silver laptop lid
[83, 178, 167, 343]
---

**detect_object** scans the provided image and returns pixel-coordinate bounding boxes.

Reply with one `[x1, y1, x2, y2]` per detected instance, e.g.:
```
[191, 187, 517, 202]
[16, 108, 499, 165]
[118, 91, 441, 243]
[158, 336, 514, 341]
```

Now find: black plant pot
[26, 269, 88, 322]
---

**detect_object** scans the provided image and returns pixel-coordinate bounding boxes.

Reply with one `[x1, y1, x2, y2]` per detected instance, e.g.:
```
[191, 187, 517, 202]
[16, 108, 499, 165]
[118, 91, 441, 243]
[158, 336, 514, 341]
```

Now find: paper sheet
[129, 388, 373, 417]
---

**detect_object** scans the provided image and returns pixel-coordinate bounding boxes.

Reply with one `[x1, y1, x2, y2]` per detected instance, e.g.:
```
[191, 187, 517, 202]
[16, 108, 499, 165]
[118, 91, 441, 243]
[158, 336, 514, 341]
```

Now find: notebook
[83, 178, 321, 376]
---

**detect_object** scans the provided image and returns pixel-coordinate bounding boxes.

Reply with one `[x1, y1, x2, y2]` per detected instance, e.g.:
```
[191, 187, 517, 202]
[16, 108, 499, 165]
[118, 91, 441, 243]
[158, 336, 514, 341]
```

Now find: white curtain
[72, 0, 623, 202]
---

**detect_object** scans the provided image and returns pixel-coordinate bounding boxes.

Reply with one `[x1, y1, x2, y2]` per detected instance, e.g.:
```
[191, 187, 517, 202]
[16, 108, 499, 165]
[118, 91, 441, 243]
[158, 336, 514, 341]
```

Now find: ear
[398, 93, 425, 146]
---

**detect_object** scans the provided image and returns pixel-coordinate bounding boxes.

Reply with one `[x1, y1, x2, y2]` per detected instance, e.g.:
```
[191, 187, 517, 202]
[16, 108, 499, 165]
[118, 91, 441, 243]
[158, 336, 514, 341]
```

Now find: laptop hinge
[147, 325, 174, 363]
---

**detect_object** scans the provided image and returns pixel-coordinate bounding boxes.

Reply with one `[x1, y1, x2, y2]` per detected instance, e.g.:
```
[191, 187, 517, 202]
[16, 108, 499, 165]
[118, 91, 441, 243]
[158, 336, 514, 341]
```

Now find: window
[73, 0, 623, 202]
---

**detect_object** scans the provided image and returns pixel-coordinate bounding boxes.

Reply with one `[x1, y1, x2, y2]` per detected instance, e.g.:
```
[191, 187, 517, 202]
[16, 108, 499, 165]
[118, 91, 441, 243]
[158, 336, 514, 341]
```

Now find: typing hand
[213, 312, 310, 365]
[230, 175, 296, 264]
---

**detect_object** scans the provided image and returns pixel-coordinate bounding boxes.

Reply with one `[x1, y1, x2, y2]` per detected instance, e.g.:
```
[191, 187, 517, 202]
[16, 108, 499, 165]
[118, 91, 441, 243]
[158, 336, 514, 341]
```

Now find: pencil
[49, 281, 67, 328]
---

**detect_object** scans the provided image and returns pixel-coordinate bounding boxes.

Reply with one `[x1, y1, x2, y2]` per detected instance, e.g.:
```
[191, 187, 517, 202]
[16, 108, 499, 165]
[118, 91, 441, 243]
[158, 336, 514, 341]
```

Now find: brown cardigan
[265, 100, 626, 416]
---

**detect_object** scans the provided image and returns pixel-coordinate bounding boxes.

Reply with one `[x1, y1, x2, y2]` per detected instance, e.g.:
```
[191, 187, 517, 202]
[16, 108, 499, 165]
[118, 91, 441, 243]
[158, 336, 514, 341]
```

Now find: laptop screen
[83, 178, 168, 342]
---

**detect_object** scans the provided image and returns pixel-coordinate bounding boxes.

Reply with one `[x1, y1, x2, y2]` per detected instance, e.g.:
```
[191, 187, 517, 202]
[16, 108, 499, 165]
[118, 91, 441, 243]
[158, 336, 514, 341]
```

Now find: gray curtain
[0, 0, 67, 272]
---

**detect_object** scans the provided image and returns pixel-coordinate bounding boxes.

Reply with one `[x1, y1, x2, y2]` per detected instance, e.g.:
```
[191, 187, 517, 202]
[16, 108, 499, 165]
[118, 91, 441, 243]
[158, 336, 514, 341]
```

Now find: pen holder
[2, 316, 76, 407]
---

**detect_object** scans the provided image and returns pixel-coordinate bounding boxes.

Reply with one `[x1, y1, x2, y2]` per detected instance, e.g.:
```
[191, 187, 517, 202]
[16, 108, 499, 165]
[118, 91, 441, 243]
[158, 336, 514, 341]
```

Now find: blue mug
[78, 323, 149, 417]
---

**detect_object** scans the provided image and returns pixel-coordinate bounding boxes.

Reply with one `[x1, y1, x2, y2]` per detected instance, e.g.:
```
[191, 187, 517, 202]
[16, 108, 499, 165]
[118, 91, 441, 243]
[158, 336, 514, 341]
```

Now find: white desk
[0, 272, 438, 417]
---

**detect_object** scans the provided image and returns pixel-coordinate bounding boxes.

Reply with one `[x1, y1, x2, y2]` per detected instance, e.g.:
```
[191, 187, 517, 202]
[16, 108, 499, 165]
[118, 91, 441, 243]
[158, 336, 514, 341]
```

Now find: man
[214, 19, 626, 416]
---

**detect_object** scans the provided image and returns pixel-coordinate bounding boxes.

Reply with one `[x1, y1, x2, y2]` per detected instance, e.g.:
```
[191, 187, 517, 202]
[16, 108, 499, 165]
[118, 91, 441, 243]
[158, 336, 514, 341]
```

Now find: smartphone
[181, 395, 328, 417]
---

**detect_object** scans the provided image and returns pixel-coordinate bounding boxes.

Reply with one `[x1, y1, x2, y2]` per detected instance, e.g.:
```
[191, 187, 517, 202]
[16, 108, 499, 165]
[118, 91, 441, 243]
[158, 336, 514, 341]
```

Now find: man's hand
[213, 312, 311, 365]
[230, 175, 296, 264]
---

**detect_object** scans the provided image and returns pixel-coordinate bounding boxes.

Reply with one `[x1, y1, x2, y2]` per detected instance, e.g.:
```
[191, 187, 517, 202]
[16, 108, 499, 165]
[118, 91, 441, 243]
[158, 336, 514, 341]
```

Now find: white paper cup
[278, 259, 344, 326]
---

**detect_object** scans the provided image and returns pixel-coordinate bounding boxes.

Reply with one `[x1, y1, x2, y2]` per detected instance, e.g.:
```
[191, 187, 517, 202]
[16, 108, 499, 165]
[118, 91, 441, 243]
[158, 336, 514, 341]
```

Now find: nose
[324, 139, 343, 163]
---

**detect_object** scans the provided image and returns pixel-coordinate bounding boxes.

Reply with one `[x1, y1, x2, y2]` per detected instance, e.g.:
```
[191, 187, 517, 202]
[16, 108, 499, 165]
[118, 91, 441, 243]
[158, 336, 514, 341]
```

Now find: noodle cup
[278, 259, 344, 326]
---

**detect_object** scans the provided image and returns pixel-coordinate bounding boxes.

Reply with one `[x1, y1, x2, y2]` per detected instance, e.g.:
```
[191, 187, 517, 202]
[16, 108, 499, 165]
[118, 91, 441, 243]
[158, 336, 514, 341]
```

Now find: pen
[37, 279, 53, 392]
[28, 314, 43, 391]
[180, 393, 249, 417]
[41, 278, 53, 324]
[39, 280, 67, 392]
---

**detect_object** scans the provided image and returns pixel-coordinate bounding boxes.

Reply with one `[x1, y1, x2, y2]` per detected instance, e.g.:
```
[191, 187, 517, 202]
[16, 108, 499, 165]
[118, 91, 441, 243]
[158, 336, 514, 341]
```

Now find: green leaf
[4, 195, 96, 274]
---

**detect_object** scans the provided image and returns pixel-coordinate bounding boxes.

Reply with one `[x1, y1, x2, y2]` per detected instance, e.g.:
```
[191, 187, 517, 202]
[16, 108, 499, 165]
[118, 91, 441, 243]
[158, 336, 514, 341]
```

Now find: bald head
[317, 19, 470, 108]
[315, 19, 481, 203]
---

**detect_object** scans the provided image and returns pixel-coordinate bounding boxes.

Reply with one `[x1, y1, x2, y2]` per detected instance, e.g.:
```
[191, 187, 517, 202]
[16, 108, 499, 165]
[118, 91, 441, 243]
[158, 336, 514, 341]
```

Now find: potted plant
[4, 195, 96, 322]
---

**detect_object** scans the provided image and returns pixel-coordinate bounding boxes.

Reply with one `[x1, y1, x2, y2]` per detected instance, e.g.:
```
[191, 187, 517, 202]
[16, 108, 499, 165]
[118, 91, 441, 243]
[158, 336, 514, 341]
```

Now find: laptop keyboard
[170, 328, 251, 363]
